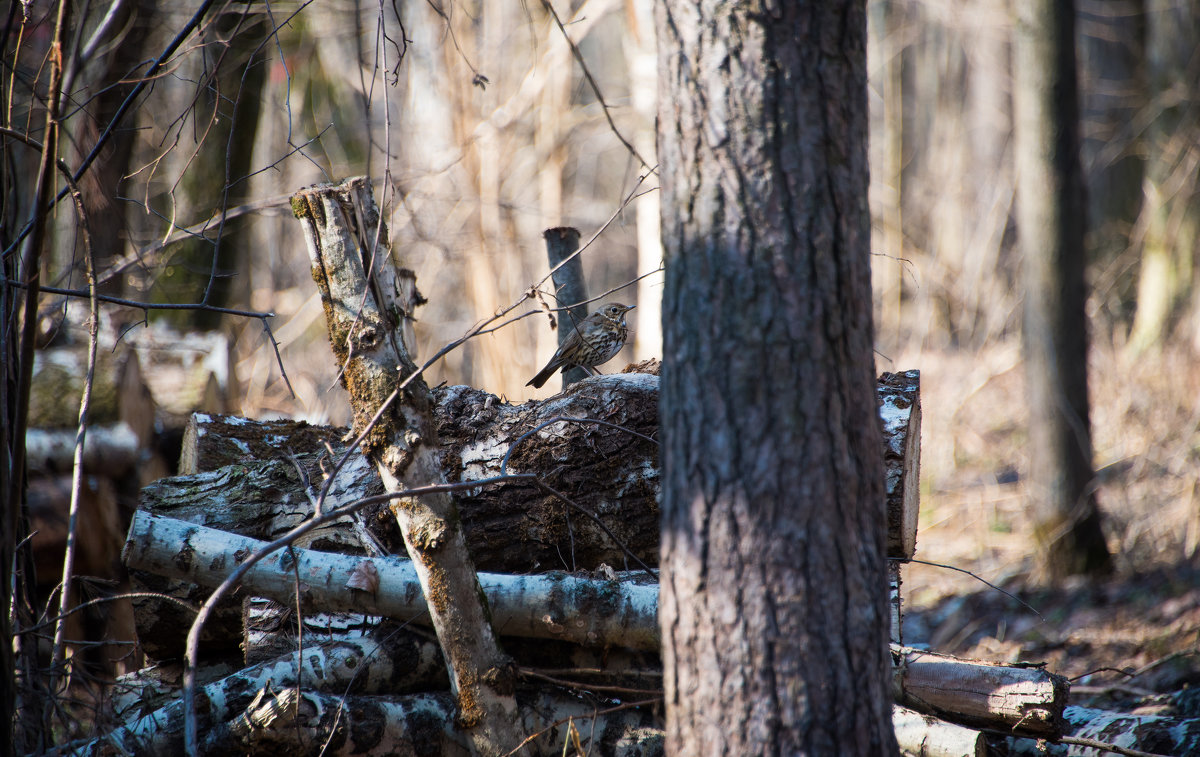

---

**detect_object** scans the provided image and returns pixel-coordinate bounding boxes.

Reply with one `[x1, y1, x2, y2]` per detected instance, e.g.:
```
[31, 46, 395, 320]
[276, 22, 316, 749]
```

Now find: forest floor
[898, 337, 1200, 718]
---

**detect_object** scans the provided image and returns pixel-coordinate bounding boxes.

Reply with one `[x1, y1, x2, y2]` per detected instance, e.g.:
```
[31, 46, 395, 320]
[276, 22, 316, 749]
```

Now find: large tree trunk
[1012, 0, 1112, 579]
[655, 1, 899, 753]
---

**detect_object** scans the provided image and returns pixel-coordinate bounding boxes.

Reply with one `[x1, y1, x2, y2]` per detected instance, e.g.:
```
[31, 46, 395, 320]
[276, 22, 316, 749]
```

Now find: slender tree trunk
[1078, 0, 1145, 313]
[1127, 0, 1200, 352]
[1012, 0, 1112, 579]
[656, 1, 898, 753]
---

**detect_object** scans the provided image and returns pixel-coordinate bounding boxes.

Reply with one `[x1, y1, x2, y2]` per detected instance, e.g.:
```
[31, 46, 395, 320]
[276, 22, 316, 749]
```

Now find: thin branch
[1, 280, 274, 320]
[897, 557, 1044, 620]
[500, 697, 661, 757]
[519, 668, 662, 698]
[9, 0, 69, 623]
[49, 139, 99, 703]
[536, 480, 657, 580]
[1056, 735, 1172, 757]
[22, 592, 197, 634]
[538, 0, 651, 171]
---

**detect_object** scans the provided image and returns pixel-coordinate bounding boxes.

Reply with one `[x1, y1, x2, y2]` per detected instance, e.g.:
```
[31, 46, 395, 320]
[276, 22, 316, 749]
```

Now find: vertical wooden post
[542, 226, 589, 388]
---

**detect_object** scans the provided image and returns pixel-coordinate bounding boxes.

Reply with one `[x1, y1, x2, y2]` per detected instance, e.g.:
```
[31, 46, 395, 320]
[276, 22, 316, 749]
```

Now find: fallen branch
[892, 645, 1068, 739]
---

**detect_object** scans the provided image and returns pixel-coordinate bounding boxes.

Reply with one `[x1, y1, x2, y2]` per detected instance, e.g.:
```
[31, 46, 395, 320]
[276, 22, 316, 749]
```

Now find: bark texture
[1012, 0, 1112, 579]
[293, 178, 526, 755]
[656, 1, 898, 753]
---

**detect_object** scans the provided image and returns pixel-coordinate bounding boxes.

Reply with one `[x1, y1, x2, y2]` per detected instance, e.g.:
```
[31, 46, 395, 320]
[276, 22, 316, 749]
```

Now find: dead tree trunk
[292, 177, 527, 756]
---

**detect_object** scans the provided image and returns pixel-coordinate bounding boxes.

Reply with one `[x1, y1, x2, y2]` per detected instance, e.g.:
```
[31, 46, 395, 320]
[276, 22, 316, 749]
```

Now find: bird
[527, 303, 635, 389]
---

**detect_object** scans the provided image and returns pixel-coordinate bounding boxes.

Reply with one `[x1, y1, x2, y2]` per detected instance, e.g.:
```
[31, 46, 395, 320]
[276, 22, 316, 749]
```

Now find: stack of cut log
[83, 174, 1189, 756]
[69, 365, 1113, 757]
[26, 322, 240, 681]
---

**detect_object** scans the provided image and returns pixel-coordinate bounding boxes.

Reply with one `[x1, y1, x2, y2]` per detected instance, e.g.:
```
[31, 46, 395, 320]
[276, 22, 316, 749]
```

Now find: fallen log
[168, 375, 663, 573]
[892, 705, 985, 757]
[64, 629, 446, 756]
[25, 422, 141, 477]
[132, 377, 663, 661]
[123, 511, 1069, 740]
[134, 370, 917, 660]
[209, 687, 662, 757]
[92, 635, 991, 757]
[879, 369, 922, 561]
[124, 511, 661, 651]
[892, 645, 1069, 739]
[240, 597, 658, 679]
[172, 367, 918, 566]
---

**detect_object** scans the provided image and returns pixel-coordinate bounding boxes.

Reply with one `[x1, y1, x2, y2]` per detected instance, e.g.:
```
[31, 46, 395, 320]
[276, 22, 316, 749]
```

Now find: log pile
[26, 321, 239, 678]
[95, 370, 1077, 757]
[71, 179, 1159, 756]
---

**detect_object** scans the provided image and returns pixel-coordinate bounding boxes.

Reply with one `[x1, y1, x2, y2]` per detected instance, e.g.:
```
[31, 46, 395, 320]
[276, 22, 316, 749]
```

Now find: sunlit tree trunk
[1012, 0, 1112, 579]
[656, 0, 899, 752]
[1127, 0, 1200, 352]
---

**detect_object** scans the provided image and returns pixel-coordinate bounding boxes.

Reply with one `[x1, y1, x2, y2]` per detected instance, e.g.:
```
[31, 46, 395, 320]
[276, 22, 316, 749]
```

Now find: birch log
[892, 705, 985, 757]
[65, 630, 446, 756]
[206, 687, 663, 757]
[124, 511, 661, 651]
[294, 177, 521, 755]
[1003, 705, 1200, 756]
[124, 510, 1070, 743]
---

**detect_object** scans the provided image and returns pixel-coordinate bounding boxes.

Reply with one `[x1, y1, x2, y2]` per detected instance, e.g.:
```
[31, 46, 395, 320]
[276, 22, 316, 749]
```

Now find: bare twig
[536, 481, 657, 580]
[499, 697, 661, 757]
[898, 557, 1044, 620]
[49, 135, 99, 705]
[1056, 735, 1172, 757]
[519, 668, 662, 698]
[538, 0, 652, 171]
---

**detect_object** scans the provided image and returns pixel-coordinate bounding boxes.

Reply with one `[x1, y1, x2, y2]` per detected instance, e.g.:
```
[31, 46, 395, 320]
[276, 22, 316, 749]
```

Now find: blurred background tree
[1012, 0, 1111, 579]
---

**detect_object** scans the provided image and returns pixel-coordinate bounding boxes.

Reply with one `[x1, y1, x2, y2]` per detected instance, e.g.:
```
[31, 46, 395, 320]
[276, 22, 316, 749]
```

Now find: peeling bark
[123, 511, 662, 651]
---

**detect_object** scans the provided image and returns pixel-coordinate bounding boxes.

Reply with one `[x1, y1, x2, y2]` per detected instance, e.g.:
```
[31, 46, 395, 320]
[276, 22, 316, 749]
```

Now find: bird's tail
[526, 362, 559, 388]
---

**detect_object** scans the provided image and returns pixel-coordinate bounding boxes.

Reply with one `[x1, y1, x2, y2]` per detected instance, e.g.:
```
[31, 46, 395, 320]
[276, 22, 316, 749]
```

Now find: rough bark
[656, 1, 898, 753]
[178, 376, 662, 573]
[1012, 0, 1112, 579]
[292, 177, 525, 755]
